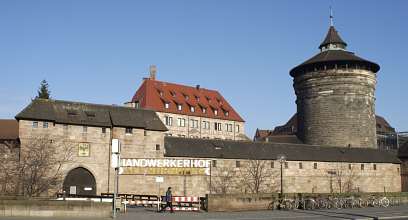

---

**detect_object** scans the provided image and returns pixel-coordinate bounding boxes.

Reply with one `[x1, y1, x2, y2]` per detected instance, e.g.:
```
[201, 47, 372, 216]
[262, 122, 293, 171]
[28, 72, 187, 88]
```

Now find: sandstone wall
[294, 69, 377, 148]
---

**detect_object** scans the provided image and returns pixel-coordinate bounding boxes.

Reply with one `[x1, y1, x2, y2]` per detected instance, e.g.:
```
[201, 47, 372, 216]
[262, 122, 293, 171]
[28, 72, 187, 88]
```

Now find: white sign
[155, 176, 164, 183]
[121, 158, 211, 168]
[111, 154, 120, 168]
[112, 139, 120, 153]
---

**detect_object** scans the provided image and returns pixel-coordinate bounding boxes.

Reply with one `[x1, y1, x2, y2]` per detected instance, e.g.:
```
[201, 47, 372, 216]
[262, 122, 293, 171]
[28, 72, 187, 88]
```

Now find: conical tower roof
[319, 26, 347, 50]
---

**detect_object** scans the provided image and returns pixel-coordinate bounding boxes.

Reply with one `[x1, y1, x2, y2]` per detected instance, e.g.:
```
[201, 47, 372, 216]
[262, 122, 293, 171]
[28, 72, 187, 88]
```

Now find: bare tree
[239, 159, 276, 194]
[328, 163, 359, 193]
[0, 141, 20, 195]
[1, 136, 74, 197]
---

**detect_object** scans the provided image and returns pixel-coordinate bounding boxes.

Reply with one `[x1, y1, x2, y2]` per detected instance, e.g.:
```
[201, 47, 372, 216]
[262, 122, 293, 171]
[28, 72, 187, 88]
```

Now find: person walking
[160, 187, 174, 213]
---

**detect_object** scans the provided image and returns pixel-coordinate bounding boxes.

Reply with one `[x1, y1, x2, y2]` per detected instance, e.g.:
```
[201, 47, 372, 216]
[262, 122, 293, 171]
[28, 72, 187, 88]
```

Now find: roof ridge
[152, 79, 217, 93]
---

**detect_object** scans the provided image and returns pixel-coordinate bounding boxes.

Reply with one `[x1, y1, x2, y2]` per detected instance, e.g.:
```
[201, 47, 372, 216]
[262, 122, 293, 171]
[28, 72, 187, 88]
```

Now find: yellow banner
[120, 167, 209, 175]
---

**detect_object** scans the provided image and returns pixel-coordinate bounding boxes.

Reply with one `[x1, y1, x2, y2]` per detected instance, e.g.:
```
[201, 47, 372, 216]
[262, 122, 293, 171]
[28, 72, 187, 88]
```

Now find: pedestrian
[160, 187, 174, 213]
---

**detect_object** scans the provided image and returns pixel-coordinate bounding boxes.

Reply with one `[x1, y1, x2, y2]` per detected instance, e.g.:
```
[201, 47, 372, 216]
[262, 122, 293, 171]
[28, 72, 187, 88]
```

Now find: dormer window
[214, 109, 218, 116]
[195, 95, 200, 101]
[202, 107, 207, 114]
[170, 91, 176, 97]
[190, 106, 195, 112]
[184, 95, 189, 100]
[177, 104, 182, 111]
[164, 102, 170, 109]
[224, 111, 229, 116]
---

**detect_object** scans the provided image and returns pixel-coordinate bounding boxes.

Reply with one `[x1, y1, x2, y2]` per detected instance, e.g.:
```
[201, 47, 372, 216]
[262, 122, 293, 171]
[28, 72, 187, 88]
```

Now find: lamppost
[277, 154, 286, 198]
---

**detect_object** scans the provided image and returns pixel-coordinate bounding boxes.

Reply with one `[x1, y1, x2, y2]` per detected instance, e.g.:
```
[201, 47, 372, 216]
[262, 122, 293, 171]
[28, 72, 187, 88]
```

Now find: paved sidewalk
[1, 205, 408, 220]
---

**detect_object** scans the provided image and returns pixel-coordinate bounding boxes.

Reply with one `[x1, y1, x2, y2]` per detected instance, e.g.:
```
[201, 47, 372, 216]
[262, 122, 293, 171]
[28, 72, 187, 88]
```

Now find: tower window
[314, 163, 318, 169]
[299, 162, 303, 169]
[125, 128, 133, 134]
[373, 164, 377, 170]
[82, 126, 87, 133]
[236, 161, 241, 168]
[43, 122, 48, 128]
[156, 144, 160, 151]
[271, 162, 274, 168]
[361, 164, 364, 170]
[102, 127, 106, 134]
[32, 121, 38, 128]
[284, 162, 289, 169]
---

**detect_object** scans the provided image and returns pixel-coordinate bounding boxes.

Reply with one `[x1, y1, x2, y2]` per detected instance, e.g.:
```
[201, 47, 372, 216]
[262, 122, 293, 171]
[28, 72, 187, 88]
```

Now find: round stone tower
[290, 23, 380, 148]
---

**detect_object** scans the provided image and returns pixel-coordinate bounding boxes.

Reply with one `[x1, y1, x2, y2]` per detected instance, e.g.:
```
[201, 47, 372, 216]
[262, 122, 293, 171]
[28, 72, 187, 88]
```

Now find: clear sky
[1, 0, 407, 137]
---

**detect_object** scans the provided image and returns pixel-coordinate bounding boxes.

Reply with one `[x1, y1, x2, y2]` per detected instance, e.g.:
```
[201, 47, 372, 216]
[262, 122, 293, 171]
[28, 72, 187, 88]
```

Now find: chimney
[149, 65, 157, 80]
[196, 84, 200, 90]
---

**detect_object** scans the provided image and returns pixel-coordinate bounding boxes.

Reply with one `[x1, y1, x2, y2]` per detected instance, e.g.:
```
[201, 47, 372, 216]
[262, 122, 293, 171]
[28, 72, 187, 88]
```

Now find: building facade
[126, 66, 247, 140]
[290, 24, 380, 148]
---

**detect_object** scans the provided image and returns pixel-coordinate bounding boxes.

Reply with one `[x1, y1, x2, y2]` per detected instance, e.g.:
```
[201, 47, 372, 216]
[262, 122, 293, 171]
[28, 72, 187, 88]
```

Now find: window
[348, 164, 352, 170]
[190, 106, 195, 112]
[235, 125, 240, 133]
[202, 107, 207, 114]
[202, 121, 210, 129]
[224, 111, 229, 117]
[299, 162, 303, 169]
[236, 161, 241, 168]
[156, 144, 160, 151]
[135, 101, 140, 109]
[195, 95, 200, 101]
[82, 126, 87, 133]
[214, 109, 218, 115]
[184, 95, 189, 100]
[43, 122, 48, 128]
[214, 122, 222, 131]
[165, 116, 173, 126]
[361, 164, 364, 170]
[170, 91, 176, 97]
[314, 163, 317, 169]
[190, 119, 198, 128]
[165, 102, 170, 109]
[102, 127, 106, 134]
[271, 162, 274, 168]
[212, 160, 217, 167]
[177, 118, 186, 127]
[144, 130, 147, 136]
[373, 164, 377, 170]
[177, 104, 182, 111]
[32, 121, 38, 128]
[284, 162, 289, 169]
[398, 168, 400, 173]
[125, 128, 133, 134]
[226, 124, 233, 132]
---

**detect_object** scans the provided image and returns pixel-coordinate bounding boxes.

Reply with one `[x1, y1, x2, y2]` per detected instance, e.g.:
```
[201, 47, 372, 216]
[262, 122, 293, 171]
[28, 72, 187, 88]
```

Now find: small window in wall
[361, 164, 364, 170]
[314, 163, 318, 169]
[177, 104, 182, 111]
[102, 127, 106, 134]
[165, 102, 170, 109]
[190, 106, 195, 112]
[165, 116, 173, 126]
[284, 162, 289, 169]
[397, 167, 400, 173]
[271, 162, 274, 168]
[212, 160, 217, 168]
[135, 101, 140, 109]
[373, 164, 377, 170]
[43, 122, 48, 128]
[82, 126, 88, 133]
[235, 125, 240, 133]
[156, 144, 160, 151]
[32, 121, 38, 128]
[299, 162, 303, 169]
[236, 161, 241, 168]
[144, 130, 147, 136]
[349, 164, 352, 170]
[125, 128, 133, 134]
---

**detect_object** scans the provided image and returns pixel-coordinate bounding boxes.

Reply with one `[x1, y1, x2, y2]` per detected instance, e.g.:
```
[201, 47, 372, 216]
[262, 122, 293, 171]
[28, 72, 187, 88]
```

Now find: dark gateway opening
[63, 167, 96, 196]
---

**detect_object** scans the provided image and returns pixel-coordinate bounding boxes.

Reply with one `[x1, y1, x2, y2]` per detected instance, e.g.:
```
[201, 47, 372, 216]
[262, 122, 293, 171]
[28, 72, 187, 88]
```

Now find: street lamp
[277, 154, 286, 198]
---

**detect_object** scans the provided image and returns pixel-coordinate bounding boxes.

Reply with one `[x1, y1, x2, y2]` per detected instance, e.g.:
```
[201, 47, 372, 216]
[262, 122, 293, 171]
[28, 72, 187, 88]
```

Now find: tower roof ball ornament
[289, 8, 380, 77]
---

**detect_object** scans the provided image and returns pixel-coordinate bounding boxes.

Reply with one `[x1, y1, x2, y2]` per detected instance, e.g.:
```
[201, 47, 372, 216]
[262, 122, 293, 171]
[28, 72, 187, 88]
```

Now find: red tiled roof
[0, 119, 19, 140]
[131, 79, 244, 122]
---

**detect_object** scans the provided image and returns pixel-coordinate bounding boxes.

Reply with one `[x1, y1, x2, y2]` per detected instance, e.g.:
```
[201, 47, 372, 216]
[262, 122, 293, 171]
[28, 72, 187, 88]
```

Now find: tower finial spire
[329, 6, 334, 26]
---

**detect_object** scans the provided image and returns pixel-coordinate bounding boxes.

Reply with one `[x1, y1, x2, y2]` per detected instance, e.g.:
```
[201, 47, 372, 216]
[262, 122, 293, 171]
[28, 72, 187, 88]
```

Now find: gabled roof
[319, 26, 347, 49]
[131, 79, 244, 122]
[164, 137, 400, 163]
[15, 99, 167, 131]
[0, 119, 19, 140]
